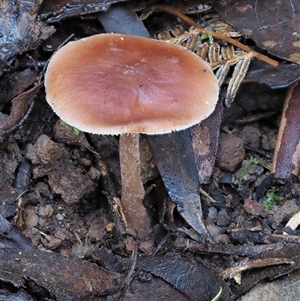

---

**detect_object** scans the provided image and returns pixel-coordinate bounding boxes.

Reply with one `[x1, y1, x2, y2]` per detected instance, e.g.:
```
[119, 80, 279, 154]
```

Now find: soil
[1, 1, 300, 301]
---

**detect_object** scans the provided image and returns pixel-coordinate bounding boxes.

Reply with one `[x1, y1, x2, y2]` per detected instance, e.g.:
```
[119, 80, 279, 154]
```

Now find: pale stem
[119, 133, 150, 237]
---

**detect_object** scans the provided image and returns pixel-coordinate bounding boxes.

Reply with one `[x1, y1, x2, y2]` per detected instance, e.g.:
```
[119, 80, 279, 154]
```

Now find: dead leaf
[214, 0, 300, 64]
[148, 131, 211, 241]
[0, 83, 43, 137]
[0, 248, 124, 301]
[39, 0, 128, 23]
[138, 256, 232, 301]
[0, 0, 55, 63]
[272, 81, 300, 179]
[191, 99, 223, 184]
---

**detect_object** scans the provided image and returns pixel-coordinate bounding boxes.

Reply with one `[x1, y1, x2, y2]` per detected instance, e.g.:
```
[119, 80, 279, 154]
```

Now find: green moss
[73, 127, 81, 136]
[199, 33, 214, 44]
[238, 156, 259, 190]
[59, 120, 80, 135]
[60, 120, 67, 127]
[263, 187, 280, 211]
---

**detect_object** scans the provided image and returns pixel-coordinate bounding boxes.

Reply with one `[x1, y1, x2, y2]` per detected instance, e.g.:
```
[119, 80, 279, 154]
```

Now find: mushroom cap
[45, 34, 218, 135]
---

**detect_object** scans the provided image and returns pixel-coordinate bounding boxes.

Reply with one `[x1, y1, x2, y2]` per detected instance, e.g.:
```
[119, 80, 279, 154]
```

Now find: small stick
[119, 241, 139, 299]
[199, 187, 216, 203]
[149, 5, 278, 67]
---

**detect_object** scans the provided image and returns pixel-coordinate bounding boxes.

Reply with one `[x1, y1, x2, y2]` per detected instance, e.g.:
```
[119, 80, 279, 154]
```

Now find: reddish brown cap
[45, 34, 218, 135]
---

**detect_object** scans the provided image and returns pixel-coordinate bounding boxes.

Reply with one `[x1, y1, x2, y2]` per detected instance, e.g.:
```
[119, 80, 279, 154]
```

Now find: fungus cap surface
[45, 33, 219, 135]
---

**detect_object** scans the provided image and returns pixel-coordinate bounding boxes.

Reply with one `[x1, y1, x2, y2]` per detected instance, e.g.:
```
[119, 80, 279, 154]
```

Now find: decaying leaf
[0, 0, 55, 63]
[138, 256, 232, 301]
[272, 81, 300, 179]
[0, 83, 43, 139]
[220, 257, 293, 282]
[147, 131, 211, 241]
[0, 68, 37, 105]
[0, 248, 124, 301]
[244, 60, 300, 89]
[0, 151, 22, 219]
[214, 0, 300, 65]
[39, 0, 128, 23]
[191, 99, 223, 184]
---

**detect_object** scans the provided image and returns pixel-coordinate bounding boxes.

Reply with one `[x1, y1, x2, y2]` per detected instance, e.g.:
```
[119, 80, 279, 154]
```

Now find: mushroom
[44, 33, 219, 237]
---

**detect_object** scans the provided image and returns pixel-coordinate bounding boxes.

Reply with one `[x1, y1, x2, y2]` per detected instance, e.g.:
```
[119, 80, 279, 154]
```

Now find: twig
[254, 0, 262, 30]
[149, 5, 278, 67]
[199, 187, 216, 203]
[289, 0, 296, 15]
[119, 241, 139, 299]
[219, 257, 293, 280]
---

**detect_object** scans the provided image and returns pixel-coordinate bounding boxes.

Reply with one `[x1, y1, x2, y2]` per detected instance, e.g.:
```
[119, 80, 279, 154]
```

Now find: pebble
[72, 245, 93, 259]
[207, 224, 223, 237]
[56, 213, 64, 221]
[238, 125, 261, 149]
[43, 237, 63, 250]
[88, 166, 101, 180]
[219, 172, 233, 184]
[261, 127, 277, 150]
[38, 204, 54, 218]
[249, 164, 264, 175]
[207, 206, 218, 219]
[23, 189, 41, 204]
[213, 234, 231, 244]
[36, 182, 51, 197]
[217, 133, 245, 171]
[139, 240, 154, 254]
[210, 190, 225, 203]
[25, 207, 39, 227]
[216, 208, 232, 227]
[242, 164, 265, 182]
[38, 218, 46, 227]
[254, 174, 268, 187]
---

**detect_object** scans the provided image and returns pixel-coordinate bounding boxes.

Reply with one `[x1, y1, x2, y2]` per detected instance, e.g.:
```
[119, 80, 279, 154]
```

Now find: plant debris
[1, 1, 300, 300]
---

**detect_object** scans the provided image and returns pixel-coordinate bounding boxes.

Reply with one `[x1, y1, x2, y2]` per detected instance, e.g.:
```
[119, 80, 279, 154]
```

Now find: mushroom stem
[119, 134, 150, 237]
